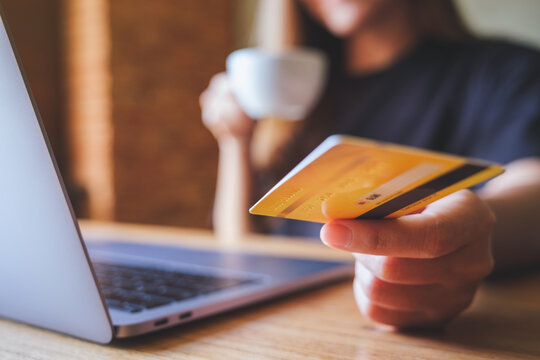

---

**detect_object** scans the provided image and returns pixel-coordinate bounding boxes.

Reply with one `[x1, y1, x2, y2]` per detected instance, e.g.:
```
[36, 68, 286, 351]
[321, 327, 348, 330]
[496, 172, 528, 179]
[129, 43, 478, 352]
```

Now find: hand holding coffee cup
[200, 47, 327, 145]
[200, 72, 255, 142]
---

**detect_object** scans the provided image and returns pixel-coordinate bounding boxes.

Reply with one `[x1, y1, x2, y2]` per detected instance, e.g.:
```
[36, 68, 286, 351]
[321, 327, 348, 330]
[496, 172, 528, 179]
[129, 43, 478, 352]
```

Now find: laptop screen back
[0, 11, 113, 343]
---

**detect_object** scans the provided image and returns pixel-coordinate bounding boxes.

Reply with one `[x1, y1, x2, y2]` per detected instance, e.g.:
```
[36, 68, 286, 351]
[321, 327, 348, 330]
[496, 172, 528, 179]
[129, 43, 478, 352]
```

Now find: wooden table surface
[1, 221, 539, 360]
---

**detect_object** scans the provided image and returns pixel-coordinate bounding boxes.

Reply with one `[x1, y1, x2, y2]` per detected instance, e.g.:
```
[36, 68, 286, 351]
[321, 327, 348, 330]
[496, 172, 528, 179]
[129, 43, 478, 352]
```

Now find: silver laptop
[0, 12, 352, 343]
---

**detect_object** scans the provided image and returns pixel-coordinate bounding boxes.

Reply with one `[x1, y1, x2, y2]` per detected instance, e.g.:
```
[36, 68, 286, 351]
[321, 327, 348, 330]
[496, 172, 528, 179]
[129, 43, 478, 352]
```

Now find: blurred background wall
[1, 0, 539, 229]
[2, 0, 240, 228]
[456, 0, 540, 49]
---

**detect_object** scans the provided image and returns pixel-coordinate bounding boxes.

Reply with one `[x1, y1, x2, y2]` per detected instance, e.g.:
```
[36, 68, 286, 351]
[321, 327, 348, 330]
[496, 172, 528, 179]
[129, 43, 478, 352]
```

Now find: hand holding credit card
[249, 135, 504, 222]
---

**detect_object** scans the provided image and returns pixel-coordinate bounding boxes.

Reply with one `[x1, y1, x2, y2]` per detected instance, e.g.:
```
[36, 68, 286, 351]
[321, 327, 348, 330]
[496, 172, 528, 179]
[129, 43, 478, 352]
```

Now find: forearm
[213, 137, 253, 241]
[479, 158, 540, 272]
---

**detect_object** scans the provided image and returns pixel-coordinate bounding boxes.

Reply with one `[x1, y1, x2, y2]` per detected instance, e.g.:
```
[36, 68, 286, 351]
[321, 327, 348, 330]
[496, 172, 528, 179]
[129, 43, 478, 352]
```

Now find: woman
[200, 0, 540, 328]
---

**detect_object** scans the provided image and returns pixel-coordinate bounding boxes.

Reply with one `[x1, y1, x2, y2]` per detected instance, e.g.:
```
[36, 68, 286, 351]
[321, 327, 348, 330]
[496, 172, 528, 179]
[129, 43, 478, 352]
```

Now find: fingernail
[321, 224, 352, 249]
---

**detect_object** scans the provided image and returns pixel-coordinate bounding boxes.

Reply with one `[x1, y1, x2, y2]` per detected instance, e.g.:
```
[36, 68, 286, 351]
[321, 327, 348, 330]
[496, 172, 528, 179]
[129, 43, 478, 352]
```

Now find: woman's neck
[346, 5, 419, 75]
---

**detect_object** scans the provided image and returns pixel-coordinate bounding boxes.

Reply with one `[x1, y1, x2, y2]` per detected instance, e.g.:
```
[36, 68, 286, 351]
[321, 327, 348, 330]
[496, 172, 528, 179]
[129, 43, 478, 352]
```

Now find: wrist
[218, 135, 252, 153]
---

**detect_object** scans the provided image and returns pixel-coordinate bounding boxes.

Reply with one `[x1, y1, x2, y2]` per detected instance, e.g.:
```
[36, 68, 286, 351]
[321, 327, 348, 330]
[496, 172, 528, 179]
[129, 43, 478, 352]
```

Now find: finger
[320, 190, 494, 258]
[212, 74, 235, 97]
[354, 280, 438, 328]
[199, 90, 208, 108]
[217, 100, 251, 132]
[208, 72, 228, 89]
[200, 85, 237, 114]
[354, 236, 494, 285]
[321, 215, 447, 258]
[202, 95, 239, 127]
[354, 262, 476, 313]
[201, 98, 222, 127]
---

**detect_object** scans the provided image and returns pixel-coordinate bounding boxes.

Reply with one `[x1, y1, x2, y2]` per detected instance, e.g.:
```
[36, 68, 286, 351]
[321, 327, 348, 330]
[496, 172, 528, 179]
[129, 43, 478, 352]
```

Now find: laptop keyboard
[92, 262, 256, 313]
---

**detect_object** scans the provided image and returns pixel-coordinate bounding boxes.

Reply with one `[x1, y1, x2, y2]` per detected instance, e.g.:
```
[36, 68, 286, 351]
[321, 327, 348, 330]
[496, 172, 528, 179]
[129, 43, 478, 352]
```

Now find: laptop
[0, 11, 353, 343]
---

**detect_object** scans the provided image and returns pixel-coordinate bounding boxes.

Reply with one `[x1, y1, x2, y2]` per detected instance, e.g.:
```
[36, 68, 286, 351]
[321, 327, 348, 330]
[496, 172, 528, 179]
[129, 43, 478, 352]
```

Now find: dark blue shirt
[274, 38, 540, 238]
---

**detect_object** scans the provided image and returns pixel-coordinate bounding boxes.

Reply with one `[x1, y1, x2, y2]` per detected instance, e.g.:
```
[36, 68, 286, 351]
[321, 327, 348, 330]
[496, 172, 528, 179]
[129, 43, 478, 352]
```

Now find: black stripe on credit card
[357, 163, 488, 219]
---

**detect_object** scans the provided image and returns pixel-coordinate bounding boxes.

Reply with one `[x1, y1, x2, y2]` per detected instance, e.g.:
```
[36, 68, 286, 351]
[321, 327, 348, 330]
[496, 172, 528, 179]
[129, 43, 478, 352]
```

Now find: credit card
[249, 135, 504, 223]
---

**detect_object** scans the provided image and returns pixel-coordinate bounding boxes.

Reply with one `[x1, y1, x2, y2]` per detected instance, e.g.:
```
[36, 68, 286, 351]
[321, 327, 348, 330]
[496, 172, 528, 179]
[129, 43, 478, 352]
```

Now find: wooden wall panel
[0, 0, 65, 168]
[109, 1, 233, 227]
[64, 0, 113, 219]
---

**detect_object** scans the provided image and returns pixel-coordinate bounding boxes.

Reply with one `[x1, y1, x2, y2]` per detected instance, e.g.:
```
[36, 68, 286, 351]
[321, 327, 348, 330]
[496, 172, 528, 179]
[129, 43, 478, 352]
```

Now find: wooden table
[1, 221, 539, 359]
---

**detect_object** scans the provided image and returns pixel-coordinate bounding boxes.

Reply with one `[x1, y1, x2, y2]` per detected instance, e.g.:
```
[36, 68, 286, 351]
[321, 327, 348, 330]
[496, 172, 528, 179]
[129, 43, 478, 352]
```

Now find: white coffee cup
[226, 47, 327, 121]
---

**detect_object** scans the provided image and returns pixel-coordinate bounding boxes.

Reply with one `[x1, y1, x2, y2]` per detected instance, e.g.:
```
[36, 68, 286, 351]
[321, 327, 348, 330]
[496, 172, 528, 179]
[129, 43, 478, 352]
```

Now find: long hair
[253, 0, 472, 198]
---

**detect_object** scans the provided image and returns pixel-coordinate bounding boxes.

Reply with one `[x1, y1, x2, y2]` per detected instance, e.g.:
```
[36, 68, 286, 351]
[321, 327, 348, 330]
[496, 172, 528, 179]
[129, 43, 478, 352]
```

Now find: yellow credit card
[249, 135, 504, 223]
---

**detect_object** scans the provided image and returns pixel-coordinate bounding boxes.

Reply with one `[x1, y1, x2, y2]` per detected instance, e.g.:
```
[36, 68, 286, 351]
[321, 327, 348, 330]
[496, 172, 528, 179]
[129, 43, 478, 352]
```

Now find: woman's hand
[200, 72, 254, 143]
[320, 190, 495, 328]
